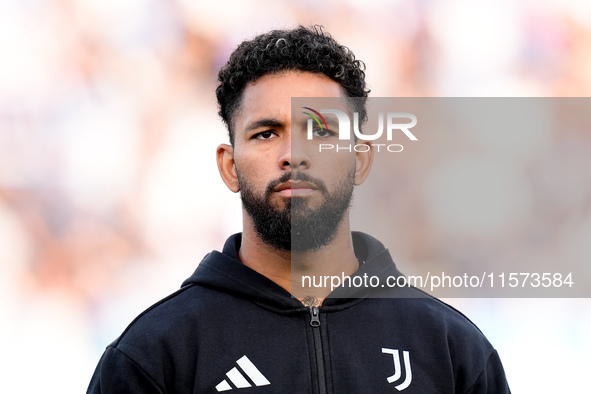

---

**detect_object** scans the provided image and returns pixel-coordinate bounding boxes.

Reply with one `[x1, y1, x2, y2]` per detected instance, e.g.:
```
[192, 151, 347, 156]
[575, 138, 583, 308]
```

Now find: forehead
[234, 71, 346, 130]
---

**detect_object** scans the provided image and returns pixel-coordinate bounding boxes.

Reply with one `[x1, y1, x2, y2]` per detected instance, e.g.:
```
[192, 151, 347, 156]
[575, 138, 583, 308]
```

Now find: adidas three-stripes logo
[215, 355, 270, 391]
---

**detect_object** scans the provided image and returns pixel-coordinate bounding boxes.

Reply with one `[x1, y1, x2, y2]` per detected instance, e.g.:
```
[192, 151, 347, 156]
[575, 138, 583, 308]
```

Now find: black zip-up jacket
[88, 232, 510, 393]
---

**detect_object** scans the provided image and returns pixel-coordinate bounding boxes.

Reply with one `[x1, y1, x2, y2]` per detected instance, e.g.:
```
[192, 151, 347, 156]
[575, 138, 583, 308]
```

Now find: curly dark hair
[216, 25, 370, 145]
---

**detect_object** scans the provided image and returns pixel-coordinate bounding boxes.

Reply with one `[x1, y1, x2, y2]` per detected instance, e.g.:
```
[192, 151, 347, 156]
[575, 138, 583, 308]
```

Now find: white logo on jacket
[215, 355, 270, 391]
[382, 348, 412, 391]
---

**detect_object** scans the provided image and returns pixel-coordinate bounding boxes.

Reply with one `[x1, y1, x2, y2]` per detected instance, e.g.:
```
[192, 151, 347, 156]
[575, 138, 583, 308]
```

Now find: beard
[237, 168, 355, 252]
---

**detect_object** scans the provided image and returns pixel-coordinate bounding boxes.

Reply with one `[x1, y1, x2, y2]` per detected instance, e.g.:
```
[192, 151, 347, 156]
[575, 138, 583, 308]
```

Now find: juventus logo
[382, 348, 412, 391]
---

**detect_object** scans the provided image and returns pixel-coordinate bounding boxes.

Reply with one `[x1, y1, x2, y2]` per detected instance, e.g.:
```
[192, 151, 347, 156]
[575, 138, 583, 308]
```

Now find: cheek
[235, 143, 275, 166]
[312, 150, 356, 175]
[313, 155, 356, 194]
[234, 152, 274, 186]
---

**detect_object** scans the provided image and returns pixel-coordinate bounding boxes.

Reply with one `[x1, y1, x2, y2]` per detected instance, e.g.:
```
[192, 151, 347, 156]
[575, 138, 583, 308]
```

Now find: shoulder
[94, 283, 230, 391]
[354, 294, 496, 363]
[106, 282, 234, 368]
[407, 296, 486, 335]
[88, 283, 211, 394]
[364, 283, 488, 338]
[111, 282, 231, 349]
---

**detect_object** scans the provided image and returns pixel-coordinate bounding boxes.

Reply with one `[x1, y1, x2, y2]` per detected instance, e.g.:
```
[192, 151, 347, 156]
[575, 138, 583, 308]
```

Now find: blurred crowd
[1, 0, 590, 392]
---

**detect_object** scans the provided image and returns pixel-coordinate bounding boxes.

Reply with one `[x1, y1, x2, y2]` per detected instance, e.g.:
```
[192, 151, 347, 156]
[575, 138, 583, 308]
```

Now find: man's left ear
[354, 141, 374, 186]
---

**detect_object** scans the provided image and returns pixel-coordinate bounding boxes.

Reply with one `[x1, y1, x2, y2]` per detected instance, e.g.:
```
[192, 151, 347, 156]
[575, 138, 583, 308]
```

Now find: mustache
[265, 172, 328, 196]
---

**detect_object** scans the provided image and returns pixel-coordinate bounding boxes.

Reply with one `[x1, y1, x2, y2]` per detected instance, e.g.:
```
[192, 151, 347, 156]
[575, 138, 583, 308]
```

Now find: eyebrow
[245, 118, 284, 132]
[324, 117, 339, 129]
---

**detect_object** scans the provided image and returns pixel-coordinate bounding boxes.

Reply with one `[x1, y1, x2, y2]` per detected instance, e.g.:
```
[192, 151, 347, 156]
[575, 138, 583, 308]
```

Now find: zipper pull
[309, 306, 321, 327]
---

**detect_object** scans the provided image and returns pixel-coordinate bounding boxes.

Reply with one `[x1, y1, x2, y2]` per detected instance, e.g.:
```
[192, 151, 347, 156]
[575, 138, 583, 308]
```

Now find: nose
[278, 130, 311, 171]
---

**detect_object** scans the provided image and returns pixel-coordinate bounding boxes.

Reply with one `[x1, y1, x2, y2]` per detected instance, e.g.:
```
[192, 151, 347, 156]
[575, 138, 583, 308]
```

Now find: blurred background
[1, 0, 590, 392]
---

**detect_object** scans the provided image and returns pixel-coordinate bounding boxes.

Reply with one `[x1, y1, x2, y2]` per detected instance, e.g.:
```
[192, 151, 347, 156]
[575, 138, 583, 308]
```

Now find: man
[88, 26, 510, 393]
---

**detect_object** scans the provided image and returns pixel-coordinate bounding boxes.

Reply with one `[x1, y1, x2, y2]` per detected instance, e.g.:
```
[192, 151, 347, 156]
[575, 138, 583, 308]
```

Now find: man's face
[225, 71, 363, 251]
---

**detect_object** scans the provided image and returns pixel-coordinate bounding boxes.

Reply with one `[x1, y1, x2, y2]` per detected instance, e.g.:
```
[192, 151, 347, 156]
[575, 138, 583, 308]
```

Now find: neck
[238, 211, 359, 303]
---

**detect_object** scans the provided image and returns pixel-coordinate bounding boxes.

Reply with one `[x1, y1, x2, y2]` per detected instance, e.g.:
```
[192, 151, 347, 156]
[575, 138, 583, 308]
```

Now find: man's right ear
[216, 144, 240, 193]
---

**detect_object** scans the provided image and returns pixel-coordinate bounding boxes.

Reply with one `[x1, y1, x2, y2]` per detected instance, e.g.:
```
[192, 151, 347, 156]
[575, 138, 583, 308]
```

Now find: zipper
[309, 306, 327, 394]
[309, 306, 321, 327]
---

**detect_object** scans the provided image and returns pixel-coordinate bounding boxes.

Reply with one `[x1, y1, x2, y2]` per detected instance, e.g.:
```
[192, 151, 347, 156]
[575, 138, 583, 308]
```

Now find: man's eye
[313, 128, 334, 138]
[255, 130, 276, 140]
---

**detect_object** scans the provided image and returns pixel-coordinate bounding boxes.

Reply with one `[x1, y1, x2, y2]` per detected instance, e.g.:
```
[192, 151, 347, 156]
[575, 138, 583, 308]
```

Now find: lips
[273, 180, 319, 197]
[274, 180, 318, 192]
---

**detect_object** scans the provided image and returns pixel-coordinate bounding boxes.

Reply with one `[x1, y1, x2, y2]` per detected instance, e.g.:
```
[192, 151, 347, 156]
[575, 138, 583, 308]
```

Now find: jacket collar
[182, 232, 405, 311]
